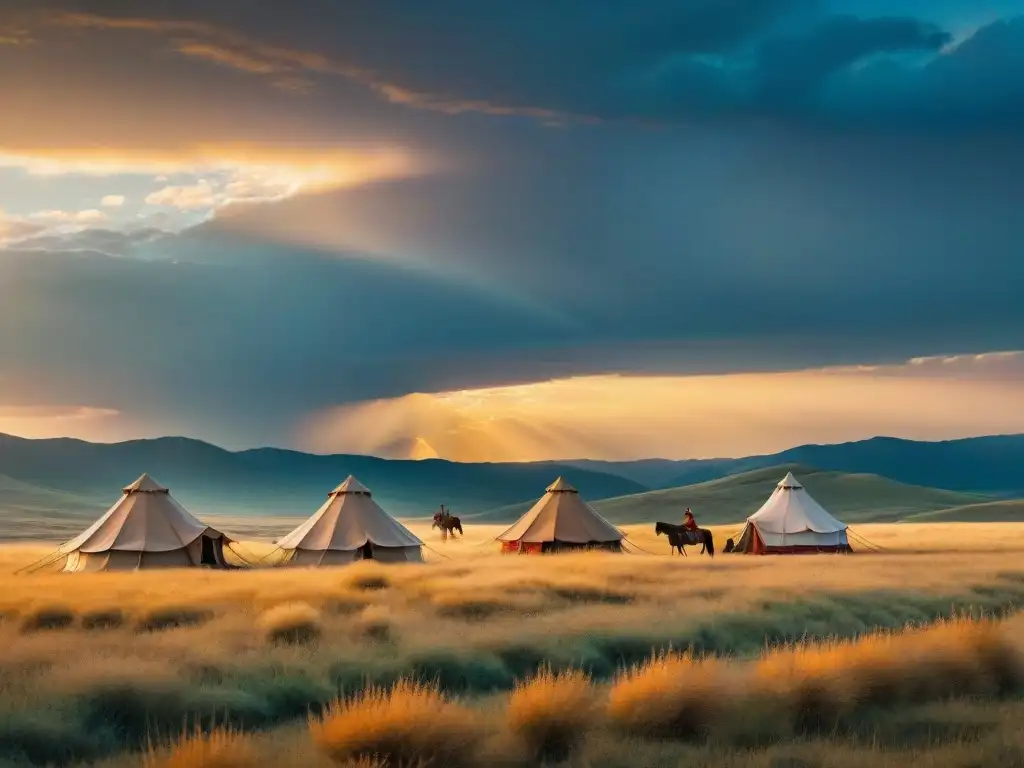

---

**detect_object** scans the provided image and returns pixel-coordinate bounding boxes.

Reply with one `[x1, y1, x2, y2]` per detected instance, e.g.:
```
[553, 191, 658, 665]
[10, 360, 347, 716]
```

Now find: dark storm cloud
[2, 0, 1024, 447]
[12, 0, 1024, 131]
[0, 239, 573, 441]
[755, 16, 952, 108]
[4, 119, 1024, 443]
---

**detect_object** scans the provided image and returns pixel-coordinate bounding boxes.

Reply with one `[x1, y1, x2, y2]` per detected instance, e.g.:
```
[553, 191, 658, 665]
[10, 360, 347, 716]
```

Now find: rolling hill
[0, 433, 645, 520]
[900, 499, 1024, 523]
[2, 431, 1022, 535]
[468, 464, 991, 526]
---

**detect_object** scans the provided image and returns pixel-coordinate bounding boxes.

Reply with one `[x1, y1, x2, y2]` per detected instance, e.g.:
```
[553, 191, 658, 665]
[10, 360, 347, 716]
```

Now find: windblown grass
[607, 616, 1024, 746]
[353, 605, 395, 643]
[607, 652, 737, 741]
[505, 666, 598, 762]
[42, 614, 1024, 768]
[258, 602, 323, 645]
[1, 524, 1024, 766]
[144, 727, 259, 768]
[20, 604, 76, 632]
[309, 680, 485, 767]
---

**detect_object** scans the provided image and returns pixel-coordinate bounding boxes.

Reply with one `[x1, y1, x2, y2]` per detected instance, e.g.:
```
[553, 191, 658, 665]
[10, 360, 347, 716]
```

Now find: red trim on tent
[500, 540, 544, 555]
[741, 524, 852, 555]
[758, 545, 852, 555]
[752, 527, 765, 554]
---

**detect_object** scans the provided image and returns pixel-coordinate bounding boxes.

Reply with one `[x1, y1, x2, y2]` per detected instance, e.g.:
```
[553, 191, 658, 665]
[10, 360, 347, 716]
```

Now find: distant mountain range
[0, 432, 1021, 531]
[0, 433, 645, 520]
[563, 434, 1024, 496]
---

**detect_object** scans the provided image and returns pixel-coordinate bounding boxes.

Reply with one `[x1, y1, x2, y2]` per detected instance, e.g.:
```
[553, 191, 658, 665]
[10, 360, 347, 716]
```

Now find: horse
[655, 521, 715, 557]
[432, 512, 463, 541]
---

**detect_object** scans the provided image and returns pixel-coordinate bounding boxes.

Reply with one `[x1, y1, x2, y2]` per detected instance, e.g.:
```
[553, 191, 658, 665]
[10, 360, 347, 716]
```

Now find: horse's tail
[704, 530, 715, 557]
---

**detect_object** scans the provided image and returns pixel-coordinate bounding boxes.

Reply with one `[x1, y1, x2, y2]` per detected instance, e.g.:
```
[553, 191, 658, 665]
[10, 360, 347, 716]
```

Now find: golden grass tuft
[144, 727, 259, 768]
[606, 651, 738, 740]
[336, 759, 389, 768]
[258, 602, 323, 645]
[354, 605, 394, 643]
[343, 564, 393, 592]
[505, 666, 598, 763]
[136, 605, 212, 633]
[430, 593, 513, 621]
[20, 604, 76, 632]
[310, 680, 485, 767]
[81, 607, 126, 631]
[754, 616, 1024, 726]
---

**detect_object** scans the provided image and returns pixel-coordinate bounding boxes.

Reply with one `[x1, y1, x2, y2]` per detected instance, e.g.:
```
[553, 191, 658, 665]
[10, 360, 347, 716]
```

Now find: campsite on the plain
[3, 434, 1024, 767]
[3, 1, 1023, 763]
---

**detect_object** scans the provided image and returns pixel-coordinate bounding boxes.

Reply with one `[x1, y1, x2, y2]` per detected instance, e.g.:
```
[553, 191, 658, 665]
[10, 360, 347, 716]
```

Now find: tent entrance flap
[200, 535, 218, 566]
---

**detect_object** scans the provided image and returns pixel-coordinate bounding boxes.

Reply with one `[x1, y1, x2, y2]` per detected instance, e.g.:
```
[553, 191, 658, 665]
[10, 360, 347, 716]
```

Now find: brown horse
[655, 521, 715, 557]
[432, 512, 463, 541]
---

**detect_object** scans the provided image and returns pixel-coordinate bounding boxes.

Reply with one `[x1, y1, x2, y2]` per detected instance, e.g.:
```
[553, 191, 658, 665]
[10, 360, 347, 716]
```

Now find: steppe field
[4, 521, 1024, 768]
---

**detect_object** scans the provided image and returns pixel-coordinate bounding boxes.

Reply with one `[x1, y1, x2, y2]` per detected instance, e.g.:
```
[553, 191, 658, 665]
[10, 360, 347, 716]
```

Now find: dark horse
[655, 521, 715, 557]
[432, 512, 463, 540]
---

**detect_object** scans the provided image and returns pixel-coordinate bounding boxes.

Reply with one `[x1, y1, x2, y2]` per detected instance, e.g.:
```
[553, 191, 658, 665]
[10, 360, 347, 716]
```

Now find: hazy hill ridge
[0, 432, 1022, 526]
[563, 434, 1024, 496]
[0, 433, 645, 518]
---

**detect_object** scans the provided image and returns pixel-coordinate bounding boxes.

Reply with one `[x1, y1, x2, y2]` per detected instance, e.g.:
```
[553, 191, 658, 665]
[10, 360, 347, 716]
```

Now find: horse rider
[683, 508, 698, 533]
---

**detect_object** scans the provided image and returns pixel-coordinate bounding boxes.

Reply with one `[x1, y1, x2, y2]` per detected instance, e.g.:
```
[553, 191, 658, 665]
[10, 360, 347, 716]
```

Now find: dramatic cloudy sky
[1, 0, 1023, 461]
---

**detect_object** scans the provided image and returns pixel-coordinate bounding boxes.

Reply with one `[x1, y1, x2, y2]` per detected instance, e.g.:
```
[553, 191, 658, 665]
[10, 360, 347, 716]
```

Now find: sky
[1, 0, 1023, 462]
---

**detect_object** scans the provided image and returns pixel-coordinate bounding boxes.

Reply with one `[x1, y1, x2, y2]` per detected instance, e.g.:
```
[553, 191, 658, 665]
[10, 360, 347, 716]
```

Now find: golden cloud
[0, 142, 429, 188]
[0, 405, 124, 442]
[0, 25, 32, 45]
[297, 353, 1024, 462]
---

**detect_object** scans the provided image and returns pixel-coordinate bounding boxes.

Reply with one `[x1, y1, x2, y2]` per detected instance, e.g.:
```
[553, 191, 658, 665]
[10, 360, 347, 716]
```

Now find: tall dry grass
[504, 666, 599, 763]
[607, 652, 738, 741]
[258, 602, 323, 645]
[144, 727, 259, 768]
[2, 524, 1024, 766]
[607, 616, 1024, 745]
[309, 680, 486, 767]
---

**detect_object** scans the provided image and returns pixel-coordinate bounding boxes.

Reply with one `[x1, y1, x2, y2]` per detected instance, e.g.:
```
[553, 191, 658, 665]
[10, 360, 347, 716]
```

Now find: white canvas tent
[275, 476, 423, 566]
[56, 473, 232, 572]
[733, 471, 852, 554]
[497, 477, 624, 554]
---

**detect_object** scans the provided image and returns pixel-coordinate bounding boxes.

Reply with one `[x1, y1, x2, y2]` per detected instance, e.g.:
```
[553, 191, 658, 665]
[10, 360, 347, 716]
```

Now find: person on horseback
[683, 508, 698, 532]
[682, 508, 699, 544]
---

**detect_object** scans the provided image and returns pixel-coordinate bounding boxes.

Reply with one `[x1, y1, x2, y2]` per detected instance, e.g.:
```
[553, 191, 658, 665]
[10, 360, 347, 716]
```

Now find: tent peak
[331, 475, 371, 495]
[546, 476, 578, 493]
[778, 471, 803, 490]
[123, 473, 168, 494]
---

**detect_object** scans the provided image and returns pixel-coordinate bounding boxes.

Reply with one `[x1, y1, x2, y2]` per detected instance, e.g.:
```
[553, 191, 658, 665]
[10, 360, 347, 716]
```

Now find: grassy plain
[3, 522, 1024, 767]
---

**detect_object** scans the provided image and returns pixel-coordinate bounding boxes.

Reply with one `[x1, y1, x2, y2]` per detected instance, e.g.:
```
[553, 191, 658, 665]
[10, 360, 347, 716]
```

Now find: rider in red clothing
[683, 508, 698, 531]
